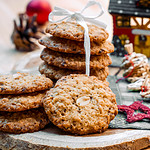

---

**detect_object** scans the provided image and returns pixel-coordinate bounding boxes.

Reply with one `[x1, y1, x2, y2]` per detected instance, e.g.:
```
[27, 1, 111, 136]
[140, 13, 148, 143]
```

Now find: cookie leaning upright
[0, 72, 53, 94]
[43, 74, 118, 135]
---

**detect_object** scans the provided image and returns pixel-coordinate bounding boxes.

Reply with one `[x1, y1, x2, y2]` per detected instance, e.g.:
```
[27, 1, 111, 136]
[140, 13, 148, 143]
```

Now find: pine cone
[11, 13, 45, 51]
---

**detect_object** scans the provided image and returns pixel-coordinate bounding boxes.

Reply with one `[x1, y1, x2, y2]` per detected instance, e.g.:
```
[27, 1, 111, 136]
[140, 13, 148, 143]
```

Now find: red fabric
[118, 101, 150, 123]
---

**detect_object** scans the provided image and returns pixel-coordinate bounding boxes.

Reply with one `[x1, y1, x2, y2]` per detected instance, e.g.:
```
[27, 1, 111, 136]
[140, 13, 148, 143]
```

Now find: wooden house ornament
[109, 0, 150, 57]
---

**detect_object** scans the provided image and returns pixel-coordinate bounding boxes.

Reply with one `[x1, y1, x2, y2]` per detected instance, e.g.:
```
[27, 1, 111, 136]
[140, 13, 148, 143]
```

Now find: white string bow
[49, 0, 107, 76]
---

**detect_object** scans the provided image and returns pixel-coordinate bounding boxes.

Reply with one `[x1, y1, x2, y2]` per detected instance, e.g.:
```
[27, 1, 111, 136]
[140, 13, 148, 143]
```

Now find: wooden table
[0, 0, 149, 149]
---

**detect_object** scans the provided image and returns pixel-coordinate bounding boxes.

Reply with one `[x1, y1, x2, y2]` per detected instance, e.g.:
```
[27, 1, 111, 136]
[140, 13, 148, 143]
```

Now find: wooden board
[0, 75, 150, 149]
[1, 54, 150, 149]
[0, 125, 150, 150]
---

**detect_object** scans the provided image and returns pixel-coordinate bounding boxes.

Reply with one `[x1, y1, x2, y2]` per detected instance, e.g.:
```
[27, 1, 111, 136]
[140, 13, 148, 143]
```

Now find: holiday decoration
[136, 0, 150, 8]
[115, 43, 150, 83]
[109, 0, 150, 57]
[26, 0, 52, 25]
[118, 101, 150, 123]
[11, 13, 45, 51]
[111, 35, 127, 57]
[127, 78, 145, 91]
[140, 74, 150, 98]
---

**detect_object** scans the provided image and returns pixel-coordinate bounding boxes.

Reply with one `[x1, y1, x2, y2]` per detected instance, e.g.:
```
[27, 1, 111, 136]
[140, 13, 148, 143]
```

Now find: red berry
[26, 0, 52, 24]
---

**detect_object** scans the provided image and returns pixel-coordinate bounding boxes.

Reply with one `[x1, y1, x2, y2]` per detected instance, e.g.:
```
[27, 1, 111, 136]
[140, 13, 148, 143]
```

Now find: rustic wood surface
[0, 75, 150, 149]
[0, 0, 150, 149]
[0, 127, 150, 150]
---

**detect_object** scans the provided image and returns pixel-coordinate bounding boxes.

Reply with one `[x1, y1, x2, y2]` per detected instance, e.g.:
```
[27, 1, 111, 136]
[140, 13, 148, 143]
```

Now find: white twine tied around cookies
[49, 0, 107, 76]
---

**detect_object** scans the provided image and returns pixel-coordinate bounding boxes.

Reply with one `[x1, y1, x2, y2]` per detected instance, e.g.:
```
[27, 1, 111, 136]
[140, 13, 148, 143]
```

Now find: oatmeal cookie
[39, 62, 109, 81]
[43, 74, 118, 135]
[39, 36, 114, 55]
[45, 21, 109, 42]
[0, 72, 53, 94]
[0, 108, 49, 133]
[0, 91, 46, 112]
[40, 48, 112, 70]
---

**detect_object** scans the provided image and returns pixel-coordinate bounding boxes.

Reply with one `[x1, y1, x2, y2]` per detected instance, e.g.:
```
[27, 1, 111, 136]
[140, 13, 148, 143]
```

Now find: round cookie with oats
[39, 35, 114, 55]
[40, 48, 112, 70]
[43, 74, 118, 135]
[0, 91, 46, 112]
[39, 62, 109, 81]
[0, 108, 49, 134]
[0, 72, 53, 94]
[45, 21, 109, 42]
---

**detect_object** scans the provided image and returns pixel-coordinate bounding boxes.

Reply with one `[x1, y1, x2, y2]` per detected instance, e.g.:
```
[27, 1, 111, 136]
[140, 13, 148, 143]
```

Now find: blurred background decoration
[11, 13, 45, 52]
[0, 0, 113, 73]
[109, 0, 150, 57]
[26, 0, 52, 25]
[11, 0, 52, 52]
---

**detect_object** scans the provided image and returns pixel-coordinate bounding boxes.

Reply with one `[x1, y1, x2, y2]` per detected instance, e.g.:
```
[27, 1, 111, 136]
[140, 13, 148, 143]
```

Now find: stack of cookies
[39, 21, 114, 81]
[0, 72, 53, 134]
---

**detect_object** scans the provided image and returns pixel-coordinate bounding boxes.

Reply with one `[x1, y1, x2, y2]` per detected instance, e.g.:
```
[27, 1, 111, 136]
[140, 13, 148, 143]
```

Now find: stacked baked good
[0, 72, 53, 134]
[39, 21, 114, 81]
[37, 22, 118, 135]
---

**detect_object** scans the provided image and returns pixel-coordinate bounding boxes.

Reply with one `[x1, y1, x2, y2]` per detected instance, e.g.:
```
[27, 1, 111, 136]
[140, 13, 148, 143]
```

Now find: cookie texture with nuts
[39, 36, 114, 55]
[0, 108, 49, 134]
[41, 48, 112, 70]
[39, 62, 109, 81]
[0, 72, 53, 94]
[43, 74, 118, 135]
[0, 91, 46, 112]
[46, 21, 109, 42]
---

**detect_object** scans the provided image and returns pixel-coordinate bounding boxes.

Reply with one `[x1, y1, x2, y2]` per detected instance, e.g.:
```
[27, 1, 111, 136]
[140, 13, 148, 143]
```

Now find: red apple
[26, 0, 52, 25]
